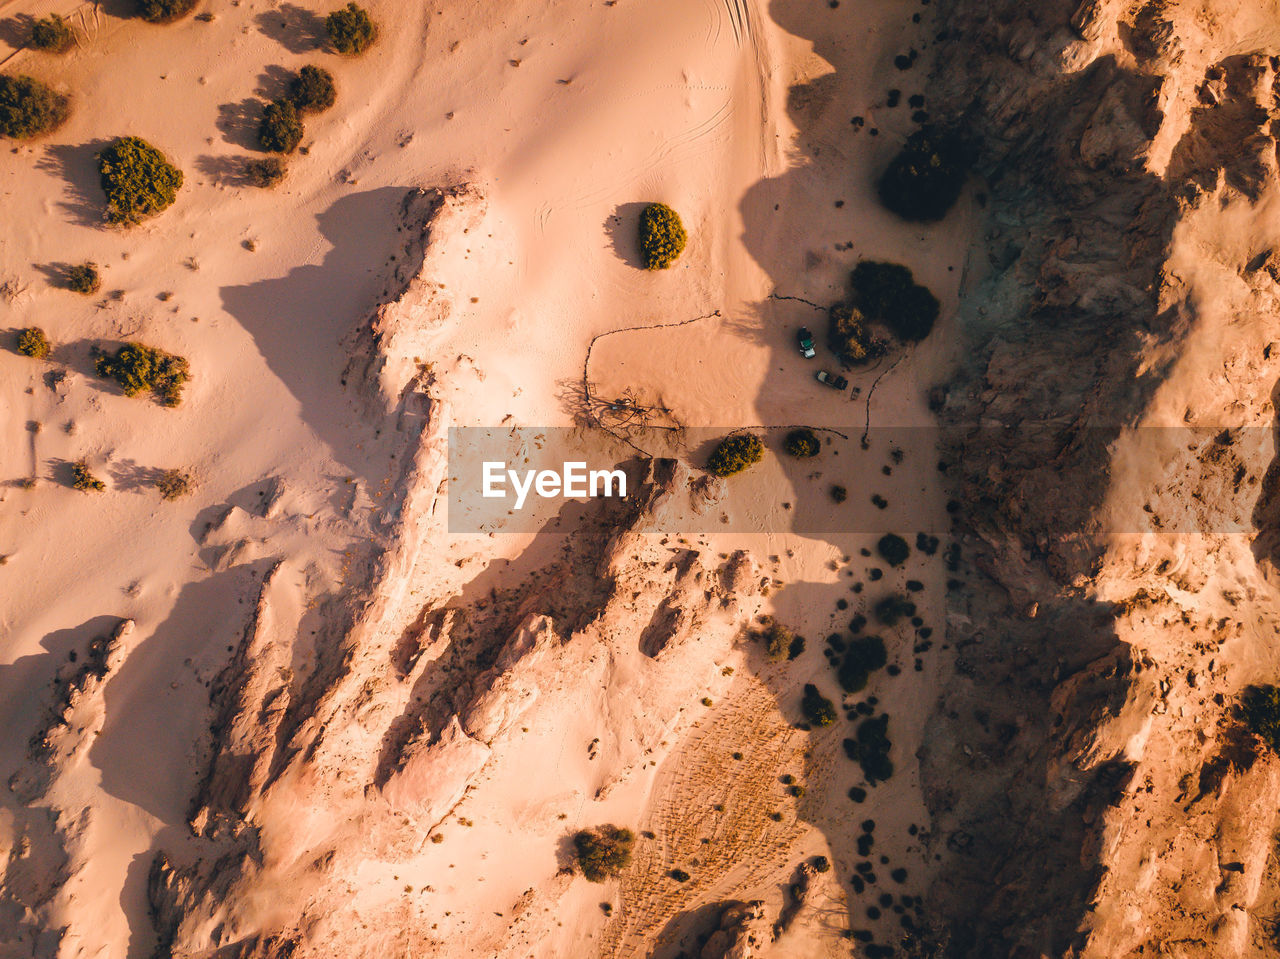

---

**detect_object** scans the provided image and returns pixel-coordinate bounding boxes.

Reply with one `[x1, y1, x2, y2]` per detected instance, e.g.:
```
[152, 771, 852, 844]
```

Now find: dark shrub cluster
[849, 261, 940, 343]
[844, 714, 893, 783]
[638, 202, 687, 270]
[17, 327, 51, 359]
[258, 99, 303, 154]
[289, 65, 337, 114]
[876, 533, 910, 567]
[872, 594, 916, 626]
[837, 635, 887, 693]
[66, 262, 101, 294]
[156, 468, 193, 500]
[706, 433, 764, 476]
[31, 14, 75, 53]
[72, 459, 105, 492]
[327, 2, 377, 55]
[98, 137, 184, 224]
[801, 683, 837, 727]
[245, 156, 287, 188]
[783, 428, 820, 458]
[573, 825, 635, 882]
[877, 125, 969, 222]
[94, 342, 190, 406]
[0, 74, 70, 138]
[135, 0, 197, 23]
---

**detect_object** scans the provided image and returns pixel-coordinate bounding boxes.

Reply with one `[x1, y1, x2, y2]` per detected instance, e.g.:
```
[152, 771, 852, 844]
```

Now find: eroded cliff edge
[923, 1, 1280, 955]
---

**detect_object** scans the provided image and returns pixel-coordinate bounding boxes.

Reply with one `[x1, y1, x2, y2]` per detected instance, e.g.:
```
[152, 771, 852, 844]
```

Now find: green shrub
[801, 683, 837, 727]
[827, 302, 877, 364]
[156, 468, 193, 500]
[1240, 685, 1280, 753]
[669, 868, 691, 882]
[289, 65, 336, 114]
[831, 484, 848, 503]
[638, 202, 687, 270]
[135, 0, 197, 23]
[783, 428, 820, 458]
[17, 327, 51, 359]
[877, 125, 969, 222]
[66, 262, 100, 294]
[0, 74, 70, 138]
[813, 855, 831, 873]
[258, 99, 303, 154]
[573, 825, 635, 882]
[326, 2, 377, 55]
[245, 156, 287, 188]
[837, 635, 887, 693]
[706, 433, 764, 477]
[849, 261, 940, 343]
[72, 459, 105, 492]
[97, 137, 184, 225]
[873, 594, 916, 626]
[876, 533, 910, 567]
[94, 342, 190, 406]
[31, 14, 75, 53]
[752, 617, 795, 662]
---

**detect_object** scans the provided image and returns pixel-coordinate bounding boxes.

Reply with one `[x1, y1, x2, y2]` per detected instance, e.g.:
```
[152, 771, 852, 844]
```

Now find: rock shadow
[218, 186, 413, 477]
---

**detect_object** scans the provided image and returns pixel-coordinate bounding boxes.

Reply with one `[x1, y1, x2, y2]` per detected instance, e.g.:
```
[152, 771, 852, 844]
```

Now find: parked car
[816, 370, 848, 391]
[797, 327, 816, 358]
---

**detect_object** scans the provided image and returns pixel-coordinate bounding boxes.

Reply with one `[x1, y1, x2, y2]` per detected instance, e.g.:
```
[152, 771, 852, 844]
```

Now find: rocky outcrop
[921, 1, 1280, 955]
[699, 900, 770, 959]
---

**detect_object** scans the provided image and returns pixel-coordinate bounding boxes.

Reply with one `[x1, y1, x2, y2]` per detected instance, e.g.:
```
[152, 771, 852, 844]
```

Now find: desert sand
[10, 0, 1280, 957]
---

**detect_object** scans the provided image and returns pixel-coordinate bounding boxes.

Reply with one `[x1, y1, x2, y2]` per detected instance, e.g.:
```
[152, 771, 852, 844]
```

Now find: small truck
[797, 327, 816, 358]
[816, 370, 849, 391]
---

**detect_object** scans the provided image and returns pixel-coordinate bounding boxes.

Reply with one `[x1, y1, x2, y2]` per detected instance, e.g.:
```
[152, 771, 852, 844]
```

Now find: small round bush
[0, 74, 70, 139]
[828, 302, 878, 363]
[326, 2, 377, 55]
[706, 433, 764, 477]
[873, 594, 916, 626]
[638, 202, 687, 270]
[289, 65, 336, 114]
[669, 868, 691, 883]
[31, 14, 75, 53]
[17, 327, 50, 359]
[878, 125, 969, 223]
[784, 428, 820, 458]
[753, 617, 795, 662]
[876, 533, 910, 567]
[831, 485, 848, 503]
[72, 459, 105, 492]
[98, 137, 183, 225]
[258, 99, 303, 154]
[66, 262, 101, 294]
[573, 825, 635, 882]
[135, 0, 197, 23]
[156, 469, 193, 500]
[245, 156, 287, 188]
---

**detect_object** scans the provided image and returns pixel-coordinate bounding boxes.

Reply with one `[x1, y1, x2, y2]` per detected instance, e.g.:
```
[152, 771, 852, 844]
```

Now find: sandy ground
[0, 0, 974, 954]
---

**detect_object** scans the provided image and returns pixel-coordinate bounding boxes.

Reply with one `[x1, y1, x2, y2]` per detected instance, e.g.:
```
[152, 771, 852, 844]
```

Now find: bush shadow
[193, 154, 253, 188]
[215, 97, 263, 151]
[254, 3, 325, 54]
[37, 140, 111, 228]
[0, 14, 33, 48]
[604, 201, 649, 270]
